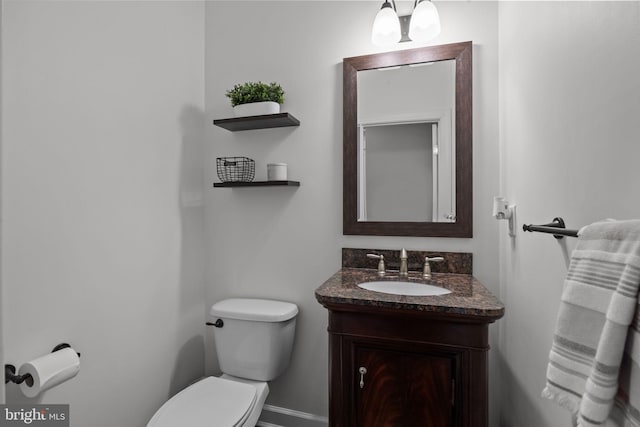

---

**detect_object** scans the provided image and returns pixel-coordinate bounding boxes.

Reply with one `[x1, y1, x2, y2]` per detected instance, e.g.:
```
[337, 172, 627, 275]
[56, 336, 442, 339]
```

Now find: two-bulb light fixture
[371, 0, 441, 47]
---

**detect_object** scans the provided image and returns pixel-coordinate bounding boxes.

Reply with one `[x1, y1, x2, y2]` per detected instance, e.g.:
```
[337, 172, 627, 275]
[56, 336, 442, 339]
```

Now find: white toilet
[147, 298, 298, 427]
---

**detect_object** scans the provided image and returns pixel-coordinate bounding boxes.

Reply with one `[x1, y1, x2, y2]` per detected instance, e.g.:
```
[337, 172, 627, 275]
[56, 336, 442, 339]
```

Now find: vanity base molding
[325, 304, 493, 427]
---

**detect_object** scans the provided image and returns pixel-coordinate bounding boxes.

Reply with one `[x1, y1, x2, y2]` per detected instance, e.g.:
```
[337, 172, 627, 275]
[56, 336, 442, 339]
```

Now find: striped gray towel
[542, 219, 640, 426]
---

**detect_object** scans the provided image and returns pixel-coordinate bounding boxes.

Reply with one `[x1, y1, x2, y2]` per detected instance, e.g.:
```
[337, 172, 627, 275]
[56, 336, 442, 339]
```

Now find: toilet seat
[147, 377, 258, 427]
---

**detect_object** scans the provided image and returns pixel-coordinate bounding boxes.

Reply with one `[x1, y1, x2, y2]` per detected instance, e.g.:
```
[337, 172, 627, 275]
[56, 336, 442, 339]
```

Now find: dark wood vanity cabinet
[326, 306, 494, 427]
[316, 264, 504, 426]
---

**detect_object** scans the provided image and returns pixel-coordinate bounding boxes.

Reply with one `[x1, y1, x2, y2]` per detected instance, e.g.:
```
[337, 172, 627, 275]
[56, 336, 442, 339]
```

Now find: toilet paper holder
[4, 343, 81, 385]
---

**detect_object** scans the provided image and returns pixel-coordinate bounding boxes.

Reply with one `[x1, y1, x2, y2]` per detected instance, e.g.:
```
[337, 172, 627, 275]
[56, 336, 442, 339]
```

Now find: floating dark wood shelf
[213, 113, 300, 131]
[213, 180, 300, 188]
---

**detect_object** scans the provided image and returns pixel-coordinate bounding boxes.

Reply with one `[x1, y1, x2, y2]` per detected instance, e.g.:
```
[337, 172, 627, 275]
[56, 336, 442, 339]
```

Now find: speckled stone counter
[315, 268, 504, 320]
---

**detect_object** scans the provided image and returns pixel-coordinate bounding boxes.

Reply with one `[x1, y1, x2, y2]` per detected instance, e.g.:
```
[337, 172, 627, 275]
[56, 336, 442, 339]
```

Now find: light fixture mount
[399, 15, 412, 43]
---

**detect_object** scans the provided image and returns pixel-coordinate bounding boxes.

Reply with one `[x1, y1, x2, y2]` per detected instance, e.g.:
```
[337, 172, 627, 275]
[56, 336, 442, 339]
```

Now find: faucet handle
[366, 253, 386, 276]
[423, 256, 445, 279]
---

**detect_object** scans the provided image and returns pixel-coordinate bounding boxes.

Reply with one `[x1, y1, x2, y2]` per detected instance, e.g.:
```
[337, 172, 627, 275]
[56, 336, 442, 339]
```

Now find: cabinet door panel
[356, 346, 453, 427]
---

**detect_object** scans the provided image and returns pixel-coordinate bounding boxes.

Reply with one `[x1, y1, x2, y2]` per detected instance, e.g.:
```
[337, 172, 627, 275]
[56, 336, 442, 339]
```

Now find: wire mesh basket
[216, 157, 255, 183]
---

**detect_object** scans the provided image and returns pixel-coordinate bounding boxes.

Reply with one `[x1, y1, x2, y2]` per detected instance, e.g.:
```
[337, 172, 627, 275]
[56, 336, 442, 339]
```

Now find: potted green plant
[225, 81, 285, 117]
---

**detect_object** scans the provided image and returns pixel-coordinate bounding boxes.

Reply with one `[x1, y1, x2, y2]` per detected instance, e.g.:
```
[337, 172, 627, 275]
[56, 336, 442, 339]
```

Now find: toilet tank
[210, 298, 298, 382]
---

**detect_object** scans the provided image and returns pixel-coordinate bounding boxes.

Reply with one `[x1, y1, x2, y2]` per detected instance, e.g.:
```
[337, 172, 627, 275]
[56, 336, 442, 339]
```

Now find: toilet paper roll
[18, 347, 80, 398]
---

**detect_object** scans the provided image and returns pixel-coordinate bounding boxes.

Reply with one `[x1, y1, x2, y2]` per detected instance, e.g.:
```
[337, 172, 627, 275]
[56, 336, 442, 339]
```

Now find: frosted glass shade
[371, 4, 401, 47]
[408, 0, 441, 42]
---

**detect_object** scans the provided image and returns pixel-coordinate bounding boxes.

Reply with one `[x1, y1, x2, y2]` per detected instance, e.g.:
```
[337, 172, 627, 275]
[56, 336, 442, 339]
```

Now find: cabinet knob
[358, 367, 367, 389]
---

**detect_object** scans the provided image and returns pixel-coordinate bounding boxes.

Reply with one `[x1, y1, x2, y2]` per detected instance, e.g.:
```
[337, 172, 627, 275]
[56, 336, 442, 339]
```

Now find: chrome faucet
[423, 256, 445, 280]
[399, 248, 408, 277]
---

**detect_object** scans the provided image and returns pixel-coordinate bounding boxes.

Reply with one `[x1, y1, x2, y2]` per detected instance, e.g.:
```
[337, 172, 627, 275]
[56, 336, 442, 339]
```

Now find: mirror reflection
[357, 60, 456, 223]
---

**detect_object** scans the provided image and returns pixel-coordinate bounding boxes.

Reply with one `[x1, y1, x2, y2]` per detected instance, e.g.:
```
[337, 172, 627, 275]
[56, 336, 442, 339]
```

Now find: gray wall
[0, 0, 3, 406]
[498, 2, 640, 426]
[1, 1, 205, 425]
[205, 0, 500, 421]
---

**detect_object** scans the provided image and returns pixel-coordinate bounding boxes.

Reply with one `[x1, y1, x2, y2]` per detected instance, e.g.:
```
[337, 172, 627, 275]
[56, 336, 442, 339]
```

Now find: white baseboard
[257, 404, 328, 427]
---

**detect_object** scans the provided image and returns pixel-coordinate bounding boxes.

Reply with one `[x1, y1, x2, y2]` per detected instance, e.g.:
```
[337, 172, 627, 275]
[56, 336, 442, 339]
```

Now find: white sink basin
[357, 280, 452, 296]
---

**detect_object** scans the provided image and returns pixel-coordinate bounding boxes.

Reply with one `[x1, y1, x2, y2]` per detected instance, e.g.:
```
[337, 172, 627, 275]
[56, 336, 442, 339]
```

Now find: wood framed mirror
[343, 41, 472, 237]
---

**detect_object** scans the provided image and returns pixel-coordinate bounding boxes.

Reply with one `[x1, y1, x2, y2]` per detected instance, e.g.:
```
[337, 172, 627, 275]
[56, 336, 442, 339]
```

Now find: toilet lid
[148, 377, 257, 427]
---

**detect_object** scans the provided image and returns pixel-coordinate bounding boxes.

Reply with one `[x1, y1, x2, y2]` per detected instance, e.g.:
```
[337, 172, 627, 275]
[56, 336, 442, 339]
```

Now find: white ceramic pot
[233, 101, 280, 117]
[267, 163, 288, 181]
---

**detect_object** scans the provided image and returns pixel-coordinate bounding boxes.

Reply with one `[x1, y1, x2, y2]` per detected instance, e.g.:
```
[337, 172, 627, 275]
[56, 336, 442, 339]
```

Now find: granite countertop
[315, 268, 505, 321]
